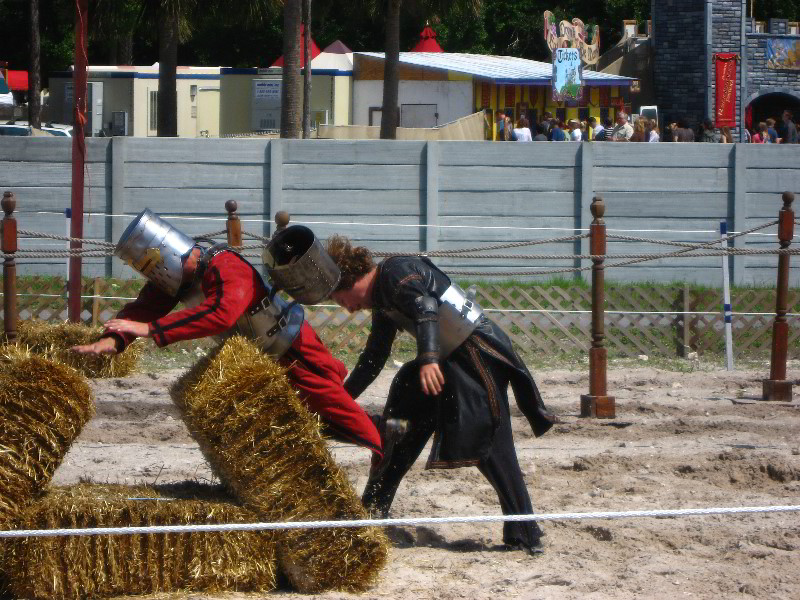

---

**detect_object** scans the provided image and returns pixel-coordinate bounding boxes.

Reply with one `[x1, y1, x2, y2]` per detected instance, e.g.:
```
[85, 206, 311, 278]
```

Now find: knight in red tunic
[72, 210, 382, 458]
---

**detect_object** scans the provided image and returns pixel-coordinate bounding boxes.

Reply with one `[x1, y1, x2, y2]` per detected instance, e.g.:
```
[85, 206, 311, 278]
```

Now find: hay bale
[16, 320, 140, 378]
[0, 346, 94, 524]
[4, 483, 277, 599]
[0, 346, 95, 595]
[171, 336, 388, 593]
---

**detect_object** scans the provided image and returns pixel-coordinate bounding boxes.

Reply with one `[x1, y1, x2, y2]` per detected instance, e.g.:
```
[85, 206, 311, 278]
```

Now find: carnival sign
[714, 53, 738, 128]
[766, 38, 800, 70]
[552, 47, 583, 102]
[544, 11, 600, 65]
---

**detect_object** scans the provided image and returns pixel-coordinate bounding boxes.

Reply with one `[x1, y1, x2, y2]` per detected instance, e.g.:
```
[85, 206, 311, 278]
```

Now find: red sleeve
[148, 252, 258, 347]
[103, 282, 179, 351]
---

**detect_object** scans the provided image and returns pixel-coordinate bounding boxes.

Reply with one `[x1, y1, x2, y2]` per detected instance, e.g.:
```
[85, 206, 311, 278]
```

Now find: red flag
[714, 53, 738, 128]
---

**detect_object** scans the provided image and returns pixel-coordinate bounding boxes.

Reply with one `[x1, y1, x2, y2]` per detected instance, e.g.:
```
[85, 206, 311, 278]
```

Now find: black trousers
[362, 361, 542, 548]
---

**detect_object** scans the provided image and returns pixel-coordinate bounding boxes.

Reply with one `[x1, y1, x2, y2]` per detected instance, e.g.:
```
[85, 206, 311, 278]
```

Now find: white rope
[19, 211, 779, 236]
[2, 295, 796, 318]
[305, 304, 800, 317]
[0, 505, 797, 538]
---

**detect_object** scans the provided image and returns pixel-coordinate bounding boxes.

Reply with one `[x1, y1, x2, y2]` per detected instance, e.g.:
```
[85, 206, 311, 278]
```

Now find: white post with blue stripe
[721, 221, 734, 371]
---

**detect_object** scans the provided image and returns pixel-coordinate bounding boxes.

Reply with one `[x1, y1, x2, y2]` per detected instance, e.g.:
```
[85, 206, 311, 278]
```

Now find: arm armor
[414, 296, 439, 365]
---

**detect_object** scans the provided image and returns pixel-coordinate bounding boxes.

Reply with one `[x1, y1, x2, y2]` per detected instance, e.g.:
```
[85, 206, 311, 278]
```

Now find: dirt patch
[42, 364, 800, 600]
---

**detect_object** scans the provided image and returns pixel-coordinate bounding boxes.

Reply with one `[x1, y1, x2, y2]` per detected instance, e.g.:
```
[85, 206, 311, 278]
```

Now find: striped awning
[357, 52, 634, 86]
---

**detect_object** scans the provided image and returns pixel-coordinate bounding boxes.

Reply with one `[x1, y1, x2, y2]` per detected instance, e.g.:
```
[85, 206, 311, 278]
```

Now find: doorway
[746, 91, 800, 135]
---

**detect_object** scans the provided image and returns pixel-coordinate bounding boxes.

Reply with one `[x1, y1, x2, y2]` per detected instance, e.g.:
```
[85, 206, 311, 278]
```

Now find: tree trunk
[157, 8, 179, 137]
[302, 0, 312, 138]
[380, 0, 402, 139]
[119, 32, 133, 66]
[281, 0, 302, 139]
[28, 0, 41, 128]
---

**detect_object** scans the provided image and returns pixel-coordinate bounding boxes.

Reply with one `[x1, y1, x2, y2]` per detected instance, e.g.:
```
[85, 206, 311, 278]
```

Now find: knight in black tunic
[326, 236, 556, 554]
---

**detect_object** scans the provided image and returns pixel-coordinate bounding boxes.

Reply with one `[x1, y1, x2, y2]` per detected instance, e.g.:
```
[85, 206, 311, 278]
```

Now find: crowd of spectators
[496, 108, 799, 144]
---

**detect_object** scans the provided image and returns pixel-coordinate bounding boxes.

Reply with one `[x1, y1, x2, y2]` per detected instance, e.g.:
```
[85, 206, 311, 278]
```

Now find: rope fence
[0, 504, 797, 539]
[2, 191, 798, 407]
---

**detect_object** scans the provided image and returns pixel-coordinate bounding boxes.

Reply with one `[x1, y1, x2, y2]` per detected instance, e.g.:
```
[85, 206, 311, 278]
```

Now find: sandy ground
[47, 360, 800, 600]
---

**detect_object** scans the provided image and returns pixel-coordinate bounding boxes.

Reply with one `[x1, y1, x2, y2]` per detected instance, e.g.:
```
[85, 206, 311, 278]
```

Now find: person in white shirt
[588, 116, 604, 140]
[648, 119, 660, 142]
[568, 119, 582, 141]
[513, 116, 533, 142]
[610, 112, 634, 141]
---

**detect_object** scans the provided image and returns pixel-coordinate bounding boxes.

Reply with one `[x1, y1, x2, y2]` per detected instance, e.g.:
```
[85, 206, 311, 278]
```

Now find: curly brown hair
[325, 235, 374, 291]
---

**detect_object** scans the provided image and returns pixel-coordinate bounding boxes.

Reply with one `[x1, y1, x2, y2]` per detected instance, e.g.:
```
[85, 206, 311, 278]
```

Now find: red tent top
[271, 25, 322, 67]
[7, 70, 28, 91]
[411, 25, 444, 52]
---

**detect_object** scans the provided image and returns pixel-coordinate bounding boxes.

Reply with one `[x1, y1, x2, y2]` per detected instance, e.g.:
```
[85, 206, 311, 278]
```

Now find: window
[578, 108, 589, 123]
[754, 21, 766, 33]
[148, 90, 158, 133]
[556, 107, 566, 123]
[789, 22, 800, 35]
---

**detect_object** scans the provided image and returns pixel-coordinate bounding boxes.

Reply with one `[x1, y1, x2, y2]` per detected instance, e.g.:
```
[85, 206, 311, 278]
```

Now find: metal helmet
[115, 209, 195, 296]
[263, 225, 341, 305]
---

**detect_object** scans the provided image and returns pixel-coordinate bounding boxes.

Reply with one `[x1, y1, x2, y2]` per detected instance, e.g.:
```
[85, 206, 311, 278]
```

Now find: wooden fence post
[2, 191, 18, 342]
[762, 191, 795, 402]
[274, 210, 290, 234]
[225, 200, 242, 248]
[580, 196, 615, 418]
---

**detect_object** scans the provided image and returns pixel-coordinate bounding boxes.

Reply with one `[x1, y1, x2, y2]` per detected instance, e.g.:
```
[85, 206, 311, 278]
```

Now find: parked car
[0, 121, 72, 137]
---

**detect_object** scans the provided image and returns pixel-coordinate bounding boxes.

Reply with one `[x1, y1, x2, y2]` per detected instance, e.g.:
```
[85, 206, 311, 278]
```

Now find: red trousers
[281, 321, 382, 457]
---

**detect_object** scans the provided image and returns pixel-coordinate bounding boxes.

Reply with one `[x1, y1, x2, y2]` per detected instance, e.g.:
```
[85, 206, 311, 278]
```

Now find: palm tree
[91, 0, 140, 66]
[302, 0, 311, 138]
[156, 2, 182, 136]
[379, 0, 402, 139]
[28, 0, 41, 128]
[281, 0, 302, 138]
[379, 1, 481, 139]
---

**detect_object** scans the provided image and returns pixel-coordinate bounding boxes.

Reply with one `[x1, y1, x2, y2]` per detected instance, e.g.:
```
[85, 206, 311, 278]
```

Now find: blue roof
[356, 52, 633, 86]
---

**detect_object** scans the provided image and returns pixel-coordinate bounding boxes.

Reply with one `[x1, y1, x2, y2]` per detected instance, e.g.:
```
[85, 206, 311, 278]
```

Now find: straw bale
[0, 346, 94, 525]
[171, 336, 388, 593]
[0, 346, 95, 595]
[15, 320, 140, 378]
[4, 483, 277, 599]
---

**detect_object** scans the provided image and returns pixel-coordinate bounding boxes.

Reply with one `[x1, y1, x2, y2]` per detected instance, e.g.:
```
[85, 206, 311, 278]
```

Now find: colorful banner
[766, 38, 800, 70]
[552, 47, 583, 102]
[481, 83, 490, 108]
[544, 11, 600, 65]
[714, 53, 738, 128]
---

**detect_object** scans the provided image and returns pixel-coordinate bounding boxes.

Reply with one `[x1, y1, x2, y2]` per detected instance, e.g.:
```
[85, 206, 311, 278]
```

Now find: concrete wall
[352, 80, 473, 127]
[1, 137, 799, 286]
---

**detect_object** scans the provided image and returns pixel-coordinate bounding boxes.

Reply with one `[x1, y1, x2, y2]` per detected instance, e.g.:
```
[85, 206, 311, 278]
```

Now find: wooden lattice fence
[3, 277, 800, 360]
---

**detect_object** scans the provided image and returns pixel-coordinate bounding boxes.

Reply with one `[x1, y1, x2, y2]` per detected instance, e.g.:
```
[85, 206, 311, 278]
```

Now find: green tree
[91, 0, 141, 65]
[28, 0, 41, 128]
[281, 0, 302, 138]
[380, 0, 482, 139]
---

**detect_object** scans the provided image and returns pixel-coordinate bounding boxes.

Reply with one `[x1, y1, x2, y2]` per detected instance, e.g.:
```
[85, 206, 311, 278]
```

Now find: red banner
[714, 53, 738, 128]
[505, 85, 515, 107]
[481, 83, 490, 109]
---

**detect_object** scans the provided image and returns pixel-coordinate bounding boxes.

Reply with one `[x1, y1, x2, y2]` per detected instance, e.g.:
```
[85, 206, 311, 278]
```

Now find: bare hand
[420, 363, 445, 396]
[103, 319, 151, 339]
[71, 336, 119, 355]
